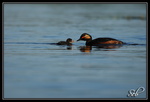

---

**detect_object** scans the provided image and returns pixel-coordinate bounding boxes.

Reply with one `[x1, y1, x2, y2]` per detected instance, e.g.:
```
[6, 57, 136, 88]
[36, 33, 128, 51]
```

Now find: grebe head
[66, 38, 74, 43]
[77, 33, 92, 41]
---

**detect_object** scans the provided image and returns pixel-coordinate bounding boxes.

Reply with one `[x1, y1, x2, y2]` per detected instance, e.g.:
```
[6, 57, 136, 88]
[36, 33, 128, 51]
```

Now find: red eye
[81, 36, 85, 38]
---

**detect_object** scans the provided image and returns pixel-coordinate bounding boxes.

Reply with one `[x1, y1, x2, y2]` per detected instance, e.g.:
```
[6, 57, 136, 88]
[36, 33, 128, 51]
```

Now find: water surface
[4, 3, 147, 99]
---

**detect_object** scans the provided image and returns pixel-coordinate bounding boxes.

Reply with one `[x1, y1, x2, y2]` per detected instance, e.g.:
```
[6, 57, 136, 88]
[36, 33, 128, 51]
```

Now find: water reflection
[79, 46, 92, 53]
[66, 46, 72, 50]
[78, 44, 123, 52]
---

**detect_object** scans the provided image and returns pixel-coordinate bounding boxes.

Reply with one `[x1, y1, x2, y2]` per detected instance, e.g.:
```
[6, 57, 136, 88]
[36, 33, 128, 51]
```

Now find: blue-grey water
[4, 4, 147, 99]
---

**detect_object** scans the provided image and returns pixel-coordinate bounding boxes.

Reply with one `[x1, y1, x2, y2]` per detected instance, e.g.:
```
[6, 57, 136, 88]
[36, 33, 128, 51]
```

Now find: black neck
[86, 39, 92, 42]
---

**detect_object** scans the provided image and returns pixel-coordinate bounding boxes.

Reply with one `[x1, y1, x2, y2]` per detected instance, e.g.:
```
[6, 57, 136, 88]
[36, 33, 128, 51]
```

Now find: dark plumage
[77, 33, 125, 46]
[57, 38, 74, 45]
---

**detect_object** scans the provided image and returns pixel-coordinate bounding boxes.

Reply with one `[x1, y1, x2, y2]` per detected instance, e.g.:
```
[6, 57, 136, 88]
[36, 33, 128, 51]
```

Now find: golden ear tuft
[84, 35, 91, 39]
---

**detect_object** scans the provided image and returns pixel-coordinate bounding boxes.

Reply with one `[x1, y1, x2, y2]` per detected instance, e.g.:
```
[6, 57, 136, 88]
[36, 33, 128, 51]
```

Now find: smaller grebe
[77, 33, 125, 46]
[57, 38, 74, 45]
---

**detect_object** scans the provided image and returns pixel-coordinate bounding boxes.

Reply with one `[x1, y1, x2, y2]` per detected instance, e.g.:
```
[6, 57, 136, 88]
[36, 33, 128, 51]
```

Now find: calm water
[4, 3, 147, 99]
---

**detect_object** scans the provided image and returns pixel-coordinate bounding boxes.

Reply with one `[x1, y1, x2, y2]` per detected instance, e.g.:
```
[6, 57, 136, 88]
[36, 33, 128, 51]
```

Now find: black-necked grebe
[57, 38, 74, 45]
[77, 33, 125, 46]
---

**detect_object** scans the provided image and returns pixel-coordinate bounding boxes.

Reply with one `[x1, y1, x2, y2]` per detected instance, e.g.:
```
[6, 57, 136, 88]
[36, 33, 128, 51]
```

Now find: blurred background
[4, 3, 147, 98]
